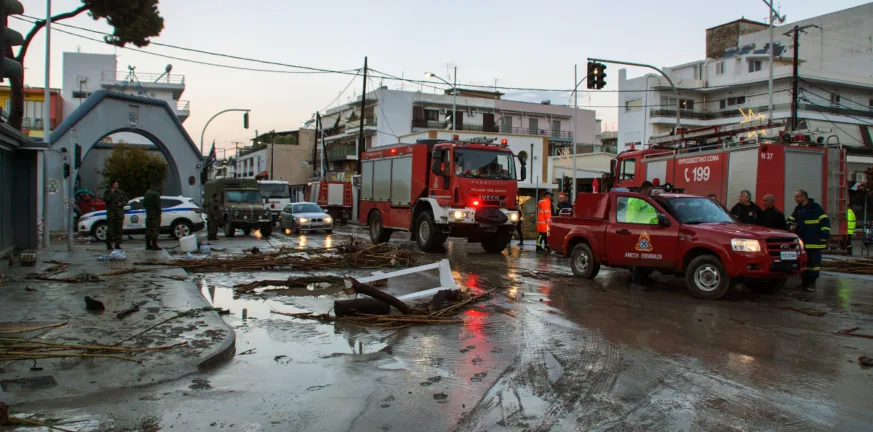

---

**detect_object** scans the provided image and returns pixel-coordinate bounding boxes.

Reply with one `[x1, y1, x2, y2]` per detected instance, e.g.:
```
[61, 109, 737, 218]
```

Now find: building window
[425, 109, 439, 121]
[625, 99, 642, 112]
[748, 60, 762, 73]
[528, 118, 539, 134]
[680, 99, 694, 111]
[720, 95, 747, 110]
[830, 94, 841, 107]
[551, 120, 560, 133]
[22, 100, 44, 128]
[660, 97, 694, 111]
[716, 62, 725, 75]
[620, 158, 636, 181]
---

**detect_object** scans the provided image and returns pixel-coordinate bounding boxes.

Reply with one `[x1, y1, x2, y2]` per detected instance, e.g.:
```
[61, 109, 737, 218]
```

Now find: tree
[100, 143, 167, 198]
[9, 0, 164, 131]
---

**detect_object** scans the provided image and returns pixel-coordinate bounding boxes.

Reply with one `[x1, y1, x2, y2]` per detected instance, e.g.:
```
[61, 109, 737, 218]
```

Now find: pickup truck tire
[746, 278, 787, 294]
[224, 220, 236, 238]
[570, 243, 600, 278]
[685, 255, 730, 299]
[369, 212, 392, 244]
[481, 228, 511, 254]
[415, 212, 445, 252]
[261, 224, 273, 237]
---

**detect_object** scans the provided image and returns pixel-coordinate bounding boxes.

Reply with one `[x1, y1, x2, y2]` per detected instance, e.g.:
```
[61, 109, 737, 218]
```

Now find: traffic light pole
[199, 108, 251, 155]
[588, 58, 681, 134]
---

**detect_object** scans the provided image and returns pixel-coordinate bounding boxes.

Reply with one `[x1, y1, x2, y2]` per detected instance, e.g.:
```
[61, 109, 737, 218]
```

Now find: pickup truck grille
[765, 237, 801, 257]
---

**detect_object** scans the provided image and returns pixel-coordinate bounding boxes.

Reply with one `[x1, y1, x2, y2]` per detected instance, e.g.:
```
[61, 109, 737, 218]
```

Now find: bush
[101, 144, 168, 197]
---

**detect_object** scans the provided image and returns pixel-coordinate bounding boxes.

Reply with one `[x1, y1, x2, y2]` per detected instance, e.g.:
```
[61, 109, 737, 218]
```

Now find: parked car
[279, 202, 334, 234]
[73, 189, 106, 222]
[78, 196, 205, 242]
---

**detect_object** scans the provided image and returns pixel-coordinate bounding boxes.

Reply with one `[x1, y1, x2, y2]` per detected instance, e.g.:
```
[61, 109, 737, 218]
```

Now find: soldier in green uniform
[143, 181, 162, 250]
[207, 193, 222, 241]
[103, 180, 127, 250]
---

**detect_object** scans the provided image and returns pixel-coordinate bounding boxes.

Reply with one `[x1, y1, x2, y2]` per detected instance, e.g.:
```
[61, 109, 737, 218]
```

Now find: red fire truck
[359, 138, 526, 253]
[306, 181, 353, 222]
[613, 119, 849, 246]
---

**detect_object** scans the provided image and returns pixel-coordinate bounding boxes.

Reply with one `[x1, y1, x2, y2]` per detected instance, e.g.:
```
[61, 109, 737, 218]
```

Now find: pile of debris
[822, 258, 873, 275]
[0, 337, 187, 364]
[139, 238, 416, 273]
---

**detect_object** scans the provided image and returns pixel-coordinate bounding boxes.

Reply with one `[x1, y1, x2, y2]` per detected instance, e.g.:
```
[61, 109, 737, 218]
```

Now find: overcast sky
[12, 0, 869, 156]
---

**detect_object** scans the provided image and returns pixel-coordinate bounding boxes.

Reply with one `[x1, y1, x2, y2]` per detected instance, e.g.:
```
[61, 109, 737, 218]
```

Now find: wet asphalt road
[10, 227, 873, 431]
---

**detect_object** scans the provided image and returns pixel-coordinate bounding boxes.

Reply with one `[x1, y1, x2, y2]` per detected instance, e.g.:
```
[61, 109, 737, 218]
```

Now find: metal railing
[101, 71, 185, 85]
[177, 100, 190, 111]
[327, 146, 357, 160]
[649, 102, 873, 122]
[411, 120, 574, 139]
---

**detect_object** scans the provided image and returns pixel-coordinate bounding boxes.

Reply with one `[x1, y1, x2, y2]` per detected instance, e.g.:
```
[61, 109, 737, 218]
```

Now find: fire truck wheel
[570, 243, 600, 278]
[368, 212, 392, 244]
[481, 228, 511, 254]
[415, 212, 445, 252]
[746, 278, 786, 294]
[685, 255, 730, 300]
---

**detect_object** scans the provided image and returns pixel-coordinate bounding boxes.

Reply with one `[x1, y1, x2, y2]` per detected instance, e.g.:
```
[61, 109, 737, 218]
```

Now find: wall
[706, 20, 768, 59]
[267, 129, 317, 184]
[77, 143, 171, 194]
[62, 52, 116, 118]
[617, 69, 650, 152]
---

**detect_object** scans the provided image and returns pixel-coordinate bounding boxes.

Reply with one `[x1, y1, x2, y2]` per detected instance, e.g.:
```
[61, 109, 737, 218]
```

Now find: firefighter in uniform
[846, 207, 856, 255]
[628, 181, 658, 289]
[787, 189, 830, 292]
[536, 192, 553, 252]
[103, 180, 127, 250]
[207, 193, 222, 241]
[143, 182, 162, 250]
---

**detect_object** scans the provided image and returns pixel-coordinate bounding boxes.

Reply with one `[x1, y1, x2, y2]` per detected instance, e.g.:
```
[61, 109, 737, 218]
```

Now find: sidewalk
[0, 245, 235, 405]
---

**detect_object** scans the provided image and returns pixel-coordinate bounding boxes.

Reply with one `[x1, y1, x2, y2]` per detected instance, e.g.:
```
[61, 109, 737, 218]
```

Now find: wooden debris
[4, 415, 76, 432]
[234, 275, 343, 293]
[137, 239, 416, 274]
[778, 306, 827, 317]
[860, 356, 873, 367]
[346, 277, 412, 315]
[833, 327, 873, 339]
[0, 321, 68, 334]
[335, 298, 391, 317]
[821, 258, 873, 275]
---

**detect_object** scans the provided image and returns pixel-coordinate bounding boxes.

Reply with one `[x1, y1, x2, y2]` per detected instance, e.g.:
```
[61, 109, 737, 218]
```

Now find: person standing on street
[845, 206, 857, 255]
[103, 180, 127, 250]
[787, 189, 830, 292]
[556, 194, 573, 215]
[730, 190, 762, 224]
[207, 193, 222, 241]
[757, 194, 786, 230]
[629, 181, 658, 289]
[143, 181, 162, 250]
[536, 192, 553, 252]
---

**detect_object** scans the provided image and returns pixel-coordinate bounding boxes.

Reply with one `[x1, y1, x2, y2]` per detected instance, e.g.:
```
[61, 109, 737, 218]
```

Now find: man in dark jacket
[730, 190, 762, 224]
[757, 194, 786, 230]
[143, 181, 162, 250]
[787, 189, 830, 292]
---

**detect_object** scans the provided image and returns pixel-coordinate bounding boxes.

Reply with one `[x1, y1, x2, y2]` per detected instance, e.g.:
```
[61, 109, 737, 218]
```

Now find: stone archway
[46, 90, 203, 232]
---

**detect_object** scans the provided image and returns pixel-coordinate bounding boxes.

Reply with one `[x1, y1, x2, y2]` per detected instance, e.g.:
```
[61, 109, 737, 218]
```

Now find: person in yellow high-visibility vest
[845, 207, 857, 255]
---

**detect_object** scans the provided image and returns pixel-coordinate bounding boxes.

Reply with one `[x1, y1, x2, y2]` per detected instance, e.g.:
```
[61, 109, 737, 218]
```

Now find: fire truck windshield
[656, 197, 734, 225]
[453, 149, 516, 180]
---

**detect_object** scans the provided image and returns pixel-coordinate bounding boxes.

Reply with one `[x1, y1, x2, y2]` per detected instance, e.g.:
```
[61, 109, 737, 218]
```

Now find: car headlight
[452, 210, 467, 219]
[324, 217, 333, 224]
[509, 212, 519, 222]
[731, 238, 762, 252]
[298, 217, 309, 223]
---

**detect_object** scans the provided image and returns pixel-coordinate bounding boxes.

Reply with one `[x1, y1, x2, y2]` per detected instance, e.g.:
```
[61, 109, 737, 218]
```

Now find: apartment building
[0, 86, 64, 139]
[236, 129, 316, 185]
[618, 4, 873, 156]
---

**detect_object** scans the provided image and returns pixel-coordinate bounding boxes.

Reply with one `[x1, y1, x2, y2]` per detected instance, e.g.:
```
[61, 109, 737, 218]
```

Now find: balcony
[327, 146, 357, 161]
[101, 70, 186, 99]
[21, 118, 59, 130]
[175, 100, 190, 122]
[411, 120, 573, 140]
[649, 102, 873, 123]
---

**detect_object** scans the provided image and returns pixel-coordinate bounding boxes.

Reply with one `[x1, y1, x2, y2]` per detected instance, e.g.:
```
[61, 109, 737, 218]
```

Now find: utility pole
[270, 130, 275, 180]
[43, 0, 52, 249]
[572, 64, 578, 204]
[357, 56, 368, 175]
[312, 113, 320, 177]
[785, 25, 817, 130]
[763, 0, 785, 119]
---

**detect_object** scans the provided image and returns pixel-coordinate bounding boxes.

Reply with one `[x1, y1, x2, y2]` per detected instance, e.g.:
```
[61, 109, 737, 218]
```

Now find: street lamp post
[199, 108, 251, 154]
[425, 68, 458, 133]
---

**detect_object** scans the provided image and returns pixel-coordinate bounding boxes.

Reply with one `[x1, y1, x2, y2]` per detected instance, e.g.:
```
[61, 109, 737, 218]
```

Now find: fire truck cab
[359, 137, 526, 253]
[613, 119, 848, 245]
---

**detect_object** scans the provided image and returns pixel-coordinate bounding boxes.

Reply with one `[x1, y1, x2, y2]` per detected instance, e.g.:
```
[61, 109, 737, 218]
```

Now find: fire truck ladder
[826, 146, 849, 253]
[647, 119, 783, 149]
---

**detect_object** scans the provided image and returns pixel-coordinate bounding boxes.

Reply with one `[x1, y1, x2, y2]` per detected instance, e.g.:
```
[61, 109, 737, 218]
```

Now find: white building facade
[311, 87, 600, 190]
[618, 4, 873, 154]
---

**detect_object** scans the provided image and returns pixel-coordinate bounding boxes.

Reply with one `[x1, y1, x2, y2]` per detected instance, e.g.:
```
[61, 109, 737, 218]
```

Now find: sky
[12, 0, 870, 157]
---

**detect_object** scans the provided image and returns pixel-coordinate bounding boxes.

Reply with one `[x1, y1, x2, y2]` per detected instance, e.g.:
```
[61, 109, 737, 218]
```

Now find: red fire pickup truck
[549, 191, 806, 299]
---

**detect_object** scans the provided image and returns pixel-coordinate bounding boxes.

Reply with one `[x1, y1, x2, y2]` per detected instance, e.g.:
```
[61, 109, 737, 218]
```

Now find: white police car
[78, 196, 206, 242]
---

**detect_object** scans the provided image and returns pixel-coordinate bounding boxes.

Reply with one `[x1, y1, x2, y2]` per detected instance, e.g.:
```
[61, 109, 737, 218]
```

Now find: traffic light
[243, 112, 249, 129]
[74, 144, 82, 169]
[0, 0, 25, 83]
[562, 176, 572, 195]
[586, 62, 596, 90]
[595, 63, 608, 90]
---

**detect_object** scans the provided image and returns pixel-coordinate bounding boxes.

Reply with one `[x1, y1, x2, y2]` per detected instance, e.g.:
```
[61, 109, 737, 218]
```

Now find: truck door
[429, 148, 451, 204]
[605, 195, 679, 269]
[615, 157, 638, 189]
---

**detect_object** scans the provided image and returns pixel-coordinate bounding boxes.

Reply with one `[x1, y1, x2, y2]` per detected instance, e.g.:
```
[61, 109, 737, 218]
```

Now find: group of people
[101, 180, 163, 251]
[725, 189, 844, 292]
[510, 192, 573, 252]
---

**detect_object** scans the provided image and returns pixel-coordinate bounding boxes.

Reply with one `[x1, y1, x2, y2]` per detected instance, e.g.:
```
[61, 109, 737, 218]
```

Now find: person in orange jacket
[536, 192, 553, 252]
